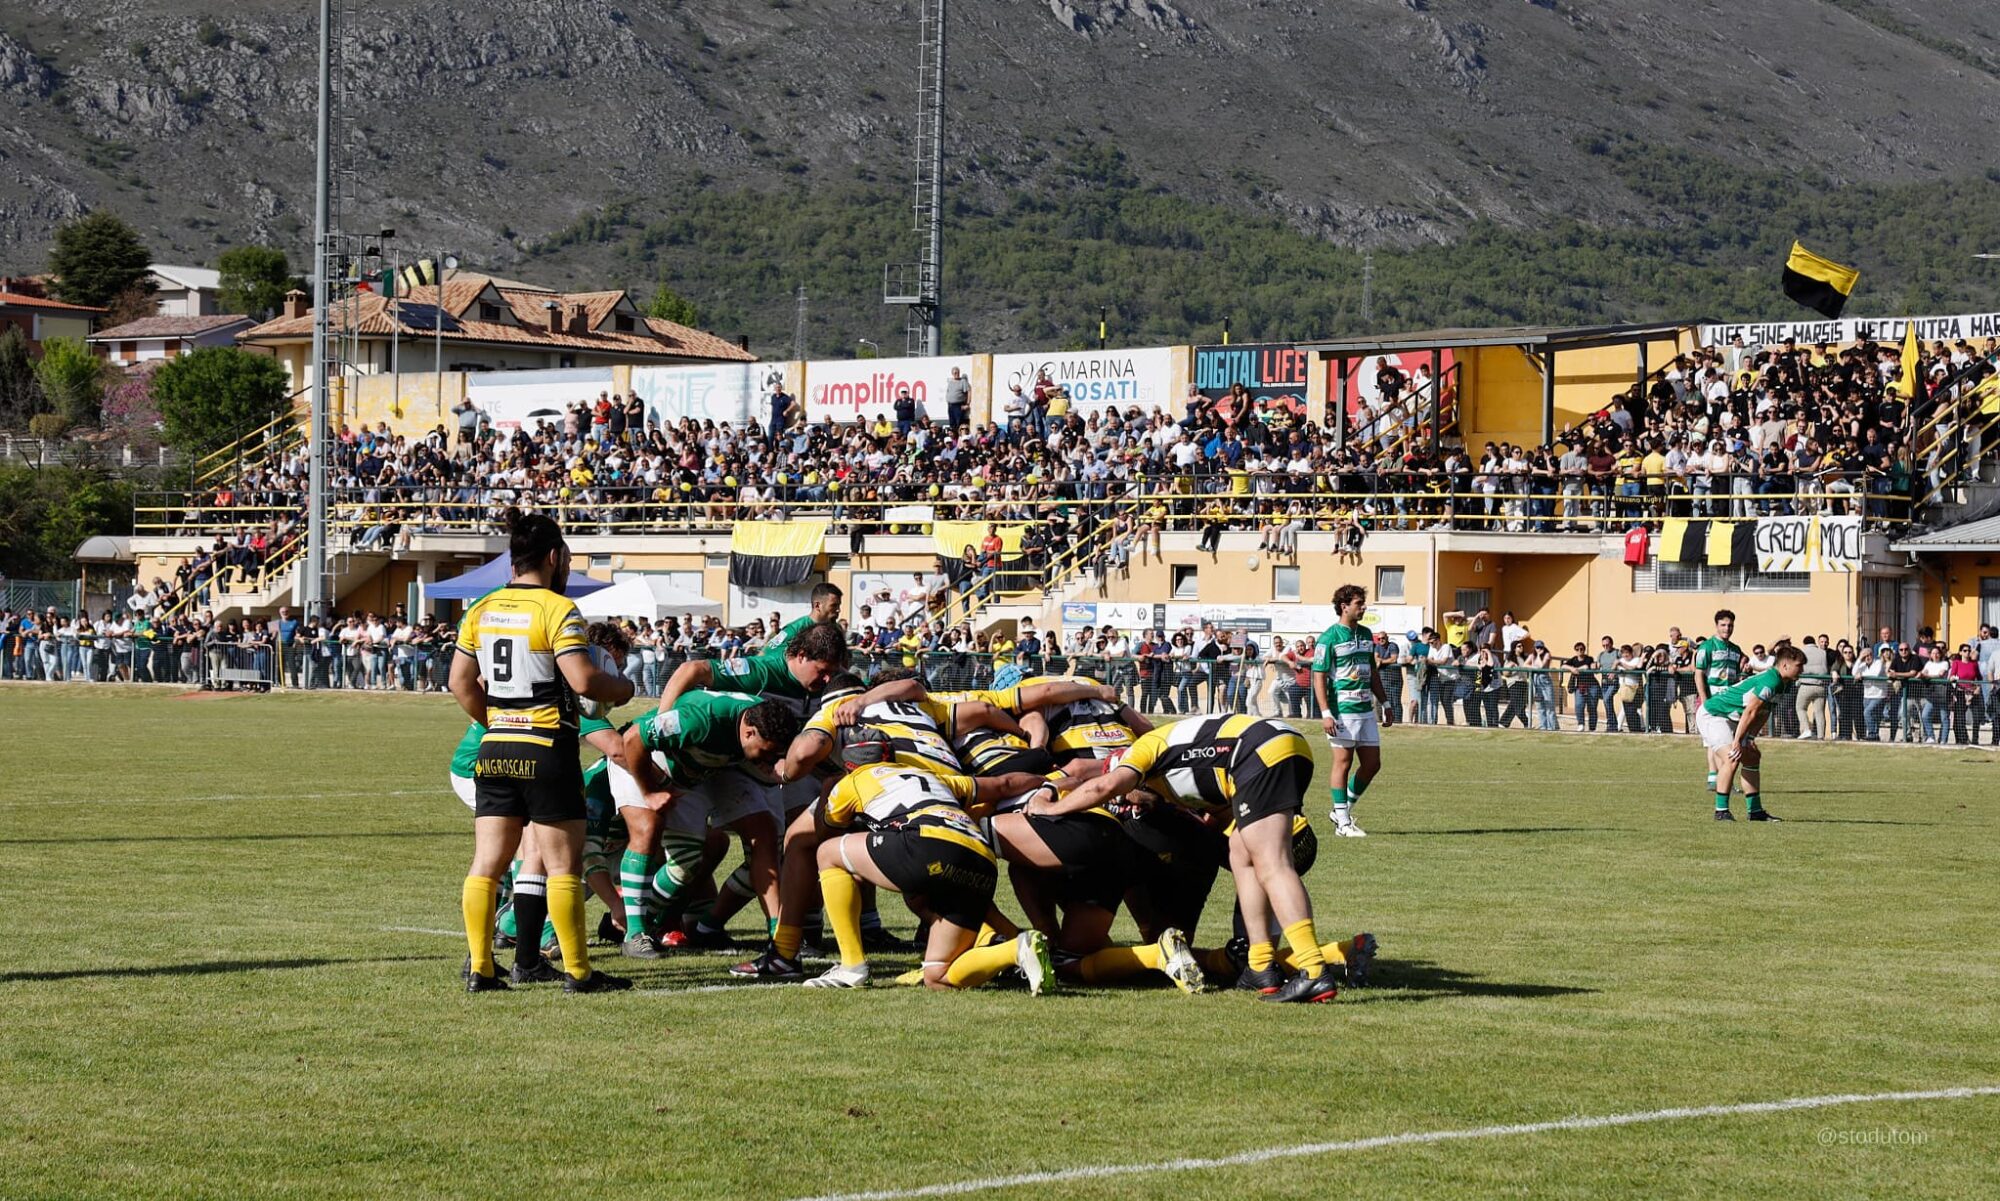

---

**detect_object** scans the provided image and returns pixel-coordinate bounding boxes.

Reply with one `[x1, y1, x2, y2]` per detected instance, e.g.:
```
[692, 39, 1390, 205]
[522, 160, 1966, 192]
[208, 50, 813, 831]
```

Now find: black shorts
[977, 747, 1059, 779]
[1117, 805, 1225, 932]
[869, 823, 997, 930]
[474, 737, 585, 823]
[1026, 811, 1135, 913]
[1229, 755, 1313, 828]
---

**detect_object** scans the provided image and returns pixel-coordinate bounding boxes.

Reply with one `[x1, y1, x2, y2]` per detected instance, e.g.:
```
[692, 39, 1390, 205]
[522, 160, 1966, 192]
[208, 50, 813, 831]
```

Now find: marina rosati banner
[1697, 310, 2000, 349]
[466, 368, 614, 431]
[1754, 514, 1862, 573]
[990, 348, 1176, 412]
[804, 355, 974, 423]
[1191, 343, 1309, 414]
[1328, 349, 1458, 420]
[629, 363, 785, 428]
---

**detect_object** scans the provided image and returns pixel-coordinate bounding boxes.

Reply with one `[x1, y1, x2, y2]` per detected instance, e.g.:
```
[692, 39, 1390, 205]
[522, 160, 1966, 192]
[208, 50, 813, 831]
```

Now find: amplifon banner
[630, 362, 784, 428]
[1192, 343, 1309, 413]
[990, 347, 1176, 412]
[804, 355, 974, 423]
[466, 368, 614, 432]
[1698, 311, 2000, 349]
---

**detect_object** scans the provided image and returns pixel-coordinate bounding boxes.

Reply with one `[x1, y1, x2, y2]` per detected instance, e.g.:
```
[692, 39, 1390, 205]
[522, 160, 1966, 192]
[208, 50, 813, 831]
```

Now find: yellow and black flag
[1781, 242, 1858, 319]
[399, 258, 440, 295]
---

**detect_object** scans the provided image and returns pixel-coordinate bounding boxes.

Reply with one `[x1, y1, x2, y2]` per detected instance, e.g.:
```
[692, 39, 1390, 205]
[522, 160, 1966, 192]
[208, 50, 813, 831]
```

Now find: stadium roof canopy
[1298, 320, 1705, 357]
[1890, 514, 2000, 552]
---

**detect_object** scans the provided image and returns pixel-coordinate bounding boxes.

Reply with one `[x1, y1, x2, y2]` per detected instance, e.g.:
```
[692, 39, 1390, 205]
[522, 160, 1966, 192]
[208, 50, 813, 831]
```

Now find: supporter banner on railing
[1697, 311, 2000, 349]
[467, 368, 615, 431]
[804, 355, 974, 423]
[728, 520, 827, 588]
[990, 347, 1175, 412]
[1754, 514, 1862, 573]
[1191, 343, 1308, 415]
[1062, 601, 1427, 640]
[631, 363, 785, 428]
[932, 521, 1027, 560]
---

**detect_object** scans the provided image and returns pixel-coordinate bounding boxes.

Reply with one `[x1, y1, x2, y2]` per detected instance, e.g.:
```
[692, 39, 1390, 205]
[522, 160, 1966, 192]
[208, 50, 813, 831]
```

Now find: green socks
[618, 849, 655, 939]
[1714, 792, 1730, 812]
[1745, 793, 1763, 815]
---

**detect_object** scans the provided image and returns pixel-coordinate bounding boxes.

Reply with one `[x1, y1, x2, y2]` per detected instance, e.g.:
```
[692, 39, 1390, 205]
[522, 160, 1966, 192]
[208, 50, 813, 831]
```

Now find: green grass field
[2, 684, 1997, 1200]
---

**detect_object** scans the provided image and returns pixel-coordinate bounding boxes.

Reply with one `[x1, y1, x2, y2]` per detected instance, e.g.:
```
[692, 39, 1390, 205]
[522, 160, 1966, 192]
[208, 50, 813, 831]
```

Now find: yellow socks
[1282, 918, 1326, 979]
[774, 922, 804, 960]
[1277, 937, 1353, 972]
[1199, 946, 1237, 975]
[944, 940, 1020, 988]
[1248, 941, 1276, 972]
[1077, 943, 1163, 985]
[547, 874, 591, 980]
[977, 913, 1019, 944]
[818, 867, 867, 967]
[462, 876, 499, 978]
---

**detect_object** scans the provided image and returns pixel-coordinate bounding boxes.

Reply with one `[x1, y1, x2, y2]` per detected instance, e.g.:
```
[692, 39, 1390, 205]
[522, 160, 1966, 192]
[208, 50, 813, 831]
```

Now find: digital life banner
[1192, 343, 1309, 415]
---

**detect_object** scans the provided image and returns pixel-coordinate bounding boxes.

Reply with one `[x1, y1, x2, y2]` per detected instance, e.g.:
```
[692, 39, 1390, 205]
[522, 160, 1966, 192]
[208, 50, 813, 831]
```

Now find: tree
[152, 346, 289, 457]
[646, 285, 699, 325]
[0, 463, 134, 580]
[32, 337, 105, 427]
[216, 245, 301, 319]
[0, 326, 45, 429]
[47, 210, 156, 309]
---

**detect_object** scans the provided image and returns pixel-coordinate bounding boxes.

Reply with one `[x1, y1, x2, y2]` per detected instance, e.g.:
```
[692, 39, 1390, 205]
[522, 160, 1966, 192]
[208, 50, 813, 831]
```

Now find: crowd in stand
[152, 335, 1997, 558]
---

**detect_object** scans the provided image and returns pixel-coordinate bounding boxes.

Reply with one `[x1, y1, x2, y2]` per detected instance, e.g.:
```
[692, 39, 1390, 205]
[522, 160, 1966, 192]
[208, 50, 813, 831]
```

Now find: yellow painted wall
[1459, 335, 1691, 449]
[1926, 554, 2000, 644]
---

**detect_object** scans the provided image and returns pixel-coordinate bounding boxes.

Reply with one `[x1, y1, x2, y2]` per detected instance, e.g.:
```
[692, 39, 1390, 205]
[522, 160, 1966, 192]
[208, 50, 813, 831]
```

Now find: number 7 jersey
[454, 583, 591, 742]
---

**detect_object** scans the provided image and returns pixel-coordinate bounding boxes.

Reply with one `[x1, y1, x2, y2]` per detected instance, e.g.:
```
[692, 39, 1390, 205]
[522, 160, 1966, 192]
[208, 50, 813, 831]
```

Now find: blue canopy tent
[426, 554, 610, 602]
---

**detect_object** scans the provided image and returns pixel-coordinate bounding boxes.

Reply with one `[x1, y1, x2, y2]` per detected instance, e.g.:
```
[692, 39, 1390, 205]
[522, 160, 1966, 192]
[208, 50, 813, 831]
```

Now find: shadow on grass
[1353, 959, 1597, 1004]
[1, 955, 436, 984]
[1374, 826, 1621, 837]
[0, 831, 459, 846]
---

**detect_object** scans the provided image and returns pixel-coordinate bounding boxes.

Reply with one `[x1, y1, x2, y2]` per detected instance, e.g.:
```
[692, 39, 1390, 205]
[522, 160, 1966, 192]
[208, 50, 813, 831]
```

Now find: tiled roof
[239, 287, 753, 362]
[0, 291, 107, 313]
[88, 314, 253, 340]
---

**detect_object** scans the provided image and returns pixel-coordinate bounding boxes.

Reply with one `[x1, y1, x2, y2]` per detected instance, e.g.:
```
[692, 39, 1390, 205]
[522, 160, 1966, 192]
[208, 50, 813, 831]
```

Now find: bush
[152, 347, 290, 457]
[32, 337, 105, 427]
[26, 413, 70, 440]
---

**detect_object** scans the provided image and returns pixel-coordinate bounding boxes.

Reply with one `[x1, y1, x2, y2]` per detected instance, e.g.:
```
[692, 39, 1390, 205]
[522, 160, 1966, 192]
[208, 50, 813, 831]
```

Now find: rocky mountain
[2, 0, 1997, 345]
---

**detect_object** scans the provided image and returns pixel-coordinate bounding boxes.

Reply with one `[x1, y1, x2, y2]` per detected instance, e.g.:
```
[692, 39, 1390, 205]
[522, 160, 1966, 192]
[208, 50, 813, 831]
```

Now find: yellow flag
[1895, 321, 1921, 401]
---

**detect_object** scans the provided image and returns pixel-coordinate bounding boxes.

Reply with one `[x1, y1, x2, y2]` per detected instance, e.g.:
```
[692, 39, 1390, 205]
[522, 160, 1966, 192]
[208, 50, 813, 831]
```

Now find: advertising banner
[1191, 343, 1309, 414]
[1698, 311, 2000, 349]
[1329, 349, 1457, 423]
[1062, 602, 1428, 640]
[631, 362, 785, 428]
[990, 347, 1176, 413]
[804, 355, 975, 423]
[466, 368, 614, 432]
[1754, 515, 1862, 573]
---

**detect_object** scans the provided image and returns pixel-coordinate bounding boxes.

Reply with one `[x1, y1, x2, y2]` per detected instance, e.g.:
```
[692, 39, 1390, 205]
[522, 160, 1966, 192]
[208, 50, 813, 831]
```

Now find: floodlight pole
[302, 0, 333, 619]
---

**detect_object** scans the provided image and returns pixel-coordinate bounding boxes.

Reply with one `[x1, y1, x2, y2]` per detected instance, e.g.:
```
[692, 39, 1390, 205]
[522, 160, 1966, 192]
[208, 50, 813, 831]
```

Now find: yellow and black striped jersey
[1115, 716, 1310, 816]
[1020, 674, 1134, 758]
[935, 688, 1029, 773]
[454, 584, 589, 742]
[822, 763, 993, 859]
[804, 696, 963, 776]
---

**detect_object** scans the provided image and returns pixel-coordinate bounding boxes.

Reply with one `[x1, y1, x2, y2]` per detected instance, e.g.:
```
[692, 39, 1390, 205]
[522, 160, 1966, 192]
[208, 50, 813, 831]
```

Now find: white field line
[788, 1085, 2000, 1201]
[0, 788, 435, 809]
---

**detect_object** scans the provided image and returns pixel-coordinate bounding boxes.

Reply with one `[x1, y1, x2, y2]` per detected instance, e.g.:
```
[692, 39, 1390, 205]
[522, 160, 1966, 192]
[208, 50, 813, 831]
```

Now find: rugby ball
[1247, 555, 1261, 571]
[578, 645, 621, 719]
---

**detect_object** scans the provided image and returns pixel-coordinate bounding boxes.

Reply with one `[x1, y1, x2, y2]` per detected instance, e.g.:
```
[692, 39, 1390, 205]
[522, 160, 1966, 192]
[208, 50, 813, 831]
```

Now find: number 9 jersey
[455, 583, 591, 744]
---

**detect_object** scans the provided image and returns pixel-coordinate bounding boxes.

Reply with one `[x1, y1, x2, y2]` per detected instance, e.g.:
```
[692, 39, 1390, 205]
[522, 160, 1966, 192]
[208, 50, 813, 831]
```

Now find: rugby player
[805, 760, 1055, 993]
[1014, 673, 1152, 766]
[655, 620, 848, 709]
[615, 691, 802, 956]
[1313, 584, 1393, 838]
[448, 513, 635, 993]
[1035, 715, 1344, 1003]
[1692, 609, 1745, 800]
[1698, 643, 1804, 822]
[762, 583, 843, 659]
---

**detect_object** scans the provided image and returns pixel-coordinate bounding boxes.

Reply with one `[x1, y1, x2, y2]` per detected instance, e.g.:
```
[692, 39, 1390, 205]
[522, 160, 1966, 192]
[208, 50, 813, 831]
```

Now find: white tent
[573, 576, 723, 620]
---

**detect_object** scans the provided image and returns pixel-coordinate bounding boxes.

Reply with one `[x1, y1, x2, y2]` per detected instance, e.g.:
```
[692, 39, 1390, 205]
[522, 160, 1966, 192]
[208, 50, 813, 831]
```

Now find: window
[1454, 588, 1490, 615]
[1376, 565, 1406, 603]
[1632, 555, 1809, 594]
[1273, 565, 1300, 602]
[479, 302, 501, 321]
[614, 313, 635, 333]
[1171, 564, 1199, 600]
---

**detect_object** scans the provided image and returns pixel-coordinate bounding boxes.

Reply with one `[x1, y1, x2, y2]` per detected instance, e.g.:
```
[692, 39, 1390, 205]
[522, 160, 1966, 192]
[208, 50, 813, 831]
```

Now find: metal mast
[793, 283, 809, 360]
[884, 0, 945, 356]
[302, 0, 336, 617]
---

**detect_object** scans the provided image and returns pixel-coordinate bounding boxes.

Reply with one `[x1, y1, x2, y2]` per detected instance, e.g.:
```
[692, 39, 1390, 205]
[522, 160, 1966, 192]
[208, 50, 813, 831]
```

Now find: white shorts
[1326, 711, 1381, 749]
[608, 758, 779, 834]
[1697, 709, 1739, 751]
[450, 773, 477, 809]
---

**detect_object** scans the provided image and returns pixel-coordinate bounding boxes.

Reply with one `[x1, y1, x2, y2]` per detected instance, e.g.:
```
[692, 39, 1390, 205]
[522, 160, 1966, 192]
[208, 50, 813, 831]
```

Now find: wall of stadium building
[1454, 335, 1693, 451]
[1078, 535, 1892, 649]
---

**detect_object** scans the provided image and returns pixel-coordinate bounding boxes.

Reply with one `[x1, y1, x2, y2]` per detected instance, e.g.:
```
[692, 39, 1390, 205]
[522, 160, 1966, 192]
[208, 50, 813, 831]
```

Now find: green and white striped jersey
[1313, 621, 1376, 715]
